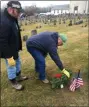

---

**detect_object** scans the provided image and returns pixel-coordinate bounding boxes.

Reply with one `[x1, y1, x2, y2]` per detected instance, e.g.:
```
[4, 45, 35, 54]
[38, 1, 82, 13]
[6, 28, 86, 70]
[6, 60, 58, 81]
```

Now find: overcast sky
[1, 1, 70, 8]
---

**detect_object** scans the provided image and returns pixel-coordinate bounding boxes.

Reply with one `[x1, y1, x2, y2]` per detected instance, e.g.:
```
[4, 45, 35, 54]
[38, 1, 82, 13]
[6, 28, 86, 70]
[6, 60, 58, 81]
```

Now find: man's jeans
[5, 56, 21, 80]
[27, 47, 46, 80]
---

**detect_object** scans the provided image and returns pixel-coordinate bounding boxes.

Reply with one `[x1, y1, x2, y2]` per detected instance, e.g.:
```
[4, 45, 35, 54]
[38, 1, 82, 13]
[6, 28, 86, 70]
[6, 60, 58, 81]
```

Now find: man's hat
[7, 1, 23, 12]
[58, 33, 67, 43]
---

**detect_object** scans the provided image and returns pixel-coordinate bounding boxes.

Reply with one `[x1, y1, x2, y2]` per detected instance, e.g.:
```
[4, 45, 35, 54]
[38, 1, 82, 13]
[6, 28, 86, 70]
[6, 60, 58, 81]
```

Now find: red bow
[54, 73, 62, 78]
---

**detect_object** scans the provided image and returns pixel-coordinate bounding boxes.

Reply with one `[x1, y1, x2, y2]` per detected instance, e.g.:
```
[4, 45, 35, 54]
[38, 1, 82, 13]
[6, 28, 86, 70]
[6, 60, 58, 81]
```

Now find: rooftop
[51, 4, 69, 10]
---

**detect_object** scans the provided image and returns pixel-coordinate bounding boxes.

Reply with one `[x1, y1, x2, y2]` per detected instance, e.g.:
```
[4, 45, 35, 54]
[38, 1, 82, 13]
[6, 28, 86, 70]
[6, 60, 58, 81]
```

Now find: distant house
[70, 1, 88, 14]
[51, 4, 70, 15]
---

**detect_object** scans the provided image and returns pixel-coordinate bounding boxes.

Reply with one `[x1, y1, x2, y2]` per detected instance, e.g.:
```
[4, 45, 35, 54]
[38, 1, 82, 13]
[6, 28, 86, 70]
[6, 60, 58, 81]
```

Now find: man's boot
[9, 78, 23, 90]
[42, 78, 49, 84]
[16, 71, 28, 82]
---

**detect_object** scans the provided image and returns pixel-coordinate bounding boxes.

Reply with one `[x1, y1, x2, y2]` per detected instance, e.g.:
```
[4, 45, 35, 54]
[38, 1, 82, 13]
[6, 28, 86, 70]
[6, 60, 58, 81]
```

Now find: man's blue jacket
[26, 31, 64, 70]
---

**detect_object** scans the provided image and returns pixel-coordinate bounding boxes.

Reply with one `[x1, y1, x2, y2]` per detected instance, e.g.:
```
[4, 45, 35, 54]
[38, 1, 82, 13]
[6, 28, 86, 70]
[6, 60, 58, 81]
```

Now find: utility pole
[88, 0, 89, 26]
[87, 1, 89, 14]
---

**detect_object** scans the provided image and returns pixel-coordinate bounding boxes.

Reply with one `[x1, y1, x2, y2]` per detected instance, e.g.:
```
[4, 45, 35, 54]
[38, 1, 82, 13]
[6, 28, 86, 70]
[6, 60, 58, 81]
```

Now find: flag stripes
[69, 72, 84, 92]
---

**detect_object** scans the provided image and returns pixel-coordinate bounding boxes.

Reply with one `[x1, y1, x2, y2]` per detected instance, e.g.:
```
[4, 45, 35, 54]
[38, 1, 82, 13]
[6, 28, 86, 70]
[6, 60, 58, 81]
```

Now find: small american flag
[69, 70, 84, 92]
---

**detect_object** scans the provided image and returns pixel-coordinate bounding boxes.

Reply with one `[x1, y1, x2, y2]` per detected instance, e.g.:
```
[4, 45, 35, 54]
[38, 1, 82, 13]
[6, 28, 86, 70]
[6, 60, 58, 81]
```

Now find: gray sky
[1, 1, 70, 8]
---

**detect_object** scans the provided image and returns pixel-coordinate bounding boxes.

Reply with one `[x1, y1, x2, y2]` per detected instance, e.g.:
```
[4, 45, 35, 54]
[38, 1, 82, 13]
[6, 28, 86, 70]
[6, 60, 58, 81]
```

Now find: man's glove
[62, 68, 70, 78]
[7, 57, 16, 66]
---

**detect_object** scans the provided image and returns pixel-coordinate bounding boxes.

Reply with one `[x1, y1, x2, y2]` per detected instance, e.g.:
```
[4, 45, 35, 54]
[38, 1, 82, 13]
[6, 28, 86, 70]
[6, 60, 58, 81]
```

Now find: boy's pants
[27, 47, 46, 80]
[5, 56, 21, 80]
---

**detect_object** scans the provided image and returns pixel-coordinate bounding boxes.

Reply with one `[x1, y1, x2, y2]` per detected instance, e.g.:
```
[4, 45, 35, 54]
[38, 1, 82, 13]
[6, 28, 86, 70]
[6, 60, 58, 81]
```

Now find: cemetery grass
[1, 22, 88, 106]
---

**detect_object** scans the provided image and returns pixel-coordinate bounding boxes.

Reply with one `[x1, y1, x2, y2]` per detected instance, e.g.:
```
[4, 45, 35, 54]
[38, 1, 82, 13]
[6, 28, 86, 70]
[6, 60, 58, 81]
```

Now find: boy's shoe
[11, 83, 24, 90]
[16, 75, 28, 82]
[42, 79, 49, 83]
[10, 78, 24, 90]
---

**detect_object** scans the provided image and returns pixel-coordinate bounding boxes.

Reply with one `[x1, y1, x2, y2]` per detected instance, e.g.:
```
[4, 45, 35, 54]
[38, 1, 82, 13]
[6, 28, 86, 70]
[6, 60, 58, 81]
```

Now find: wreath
[50, 69, 72, 89]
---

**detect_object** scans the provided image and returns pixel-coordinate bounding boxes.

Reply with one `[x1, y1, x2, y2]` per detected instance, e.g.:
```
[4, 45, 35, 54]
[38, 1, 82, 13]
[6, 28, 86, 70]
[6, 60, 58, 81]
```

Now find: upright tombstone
[25, 21, 27, 25]
[44, 19, 47, 24]
[23, 35, 28, 41]
[31, 29, 37, 36]
[85, 14, 88, 22]
[39, 25, 42, 28]
[74, 20, 83, 25]
[59, 18, 61, 24]
[19, 23, 22, 27]
[68, 20, 72, 26]
[48, 19, 50, 25]
[28, 21, 31, 25]
[63, 18, 66, 24]
[19, 20, 23, 26]
[53, 19, 57, 26]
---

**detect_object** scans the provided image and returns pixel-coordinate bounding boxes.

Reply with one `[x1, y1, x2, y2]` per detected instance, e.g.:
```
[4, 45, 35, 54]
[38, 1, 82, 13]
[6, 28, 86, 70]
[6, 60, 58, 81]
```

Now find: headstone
[31, 30, 37, 36]
[23, 35, 28, 41]
[75, 20, 83, 25]
[53, 19, 57, 26]
[25, 22, 27, 25]
[59, 19, 61, 24]
[68, 20, 72, 26]
[85, 24, 87, 27]
[36, 26, 38, 29]
[63, 19, 66, 24]
[39, 25, 42, 28]
[19, 22, 22, 26]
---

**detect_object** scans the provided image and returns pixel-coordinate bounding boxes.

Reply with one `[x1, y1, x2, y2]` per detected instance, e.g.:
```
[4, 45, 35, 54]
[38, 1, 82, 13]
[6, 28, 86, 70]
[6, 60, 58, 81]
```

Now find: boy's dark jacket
[0, 9, 22, 59]
[26, 31, 64, 70]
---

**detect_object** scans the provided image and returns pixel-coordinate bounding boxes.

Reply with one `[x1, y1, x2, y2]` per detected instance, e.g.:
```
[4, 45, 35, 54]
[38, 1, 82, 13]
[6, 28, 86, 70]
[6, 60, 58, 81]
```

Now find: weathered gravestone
[31, 30, 37, 36]
[75, 20, 83, 25]
[53, 19, 57, 26]
[63, 19, 66, 24]
[25, 21, 27, 25]
[19, 21, 23, 26]
[23, 35, 28, 41]
[39, 25, 42, 28]
[59, 19, 61, 24]
[36, 26, 38, 29]
[68, 20, 72, 26]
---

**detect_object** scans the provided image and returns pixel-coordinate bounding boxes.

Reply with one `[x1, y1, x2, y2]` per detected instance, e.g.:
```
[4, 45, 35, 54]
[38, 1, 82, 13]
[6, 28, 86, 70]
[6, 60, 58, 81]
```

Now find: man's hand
[7, 57, 16, 66]
[62, 68, 70, 78]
